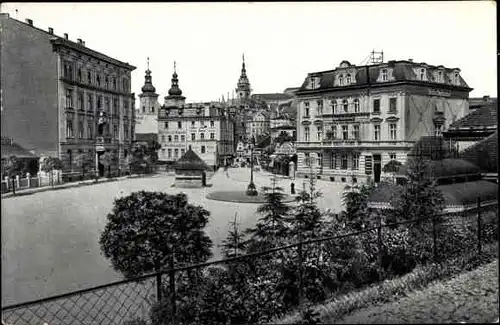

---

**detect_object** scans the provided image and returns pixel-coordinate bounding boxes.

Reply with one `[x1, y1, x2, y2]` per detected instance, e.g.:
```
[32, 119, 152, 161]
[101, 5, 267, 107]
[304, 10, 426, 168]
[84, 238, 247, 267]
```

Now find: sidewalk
[1, 173, 163, 199]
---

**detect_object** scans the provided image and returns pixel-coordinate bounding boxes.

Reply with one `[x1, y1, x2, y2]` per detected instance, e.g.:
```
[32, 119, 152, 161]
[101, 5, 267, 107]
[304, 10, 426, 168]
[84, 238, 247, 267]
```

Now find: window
[105, 98, 110, 112]
[389, 98, 397, 112]
[67, 150, 73, 169]
[164, 122, 169, 129]
[374, 124, 381, 140]
[87, 71, 92, 84]
[77, 92, 84, 110]
[305, 153, 310, 166]
[113, 77, 117, 90]
[113, 124, 118, 139]
[122, 79, 128, 92]
[113, 98, 118, 115]
[330, 154, 336, 169]
[191, 133, 196, 141]
[454, 72, 459, 84]
[181, 148, 185, 156]
[77, 69, 82, 82]
[191, 121, 195, 127]
[124, 149, 128, 158]
[354, 99, 360, 113]
[142, 106, 146, 113]
[87, 94, 93, 111]
[330, 125, 337, 139]
[87, 122, 92, 139]
[420, 69, 425, 80]
[310, 78, 316, 89]
[168, 149, 172, 158]
[389, 123, 397, 140]
[201, 145, 206, 154]
[373, 99, 380, 113]
[342, 125, 348, 140]
[210, 120, 215, 127]
[346, 74, 351, 84]
[434, 123, 443, 136]
[65, 89, 73, 108]
[317, 126, 323, 141]
[151, 106, 155, 113]
[168, 135, 172, 142]
[96, 75, 101, 87]
[317, 100, 323, 115]
[352, 124, 360, 140]
[343, 99, 348, 112]
[181, 135, 185, 142]
[201, 133, 205, 140]
[174, 135, 179, 142]
[317, 153, 322, 166]
[304, 102, 310, 117]
[97, 96, 102, 109]
[304, 127, 310, 141]
[63, 62, 73, 80]
[339, 74, 343, 85]
[161, 135, 165, 142]
[177, 121, 182, 129]
[382, 69, 388, 81]
[437, 71, 443, 82]
[66, 120, 74, 138]
[389, 153, 397, 161]
[105, 76, 109, 89]
[124, 101, 128, 115]
[341, 154, 348, 170]
[174, 149, 179, 158]
[331, 100, 338, 114]
[124, 124, 129, 139]
[210, 132, 215, 139]
[78, 121, 84, 138]
[352, 153, 360, 170]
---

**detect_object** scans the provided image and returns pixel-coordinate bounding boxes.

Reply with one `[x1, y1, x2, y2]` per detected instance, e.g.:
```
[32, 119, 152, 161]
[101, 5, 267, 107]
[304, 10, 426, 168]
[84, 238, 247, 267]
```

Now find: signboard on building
[428, 89, 451, 97]
[96, 146, 105, 152]
[365, 155, 372, 175]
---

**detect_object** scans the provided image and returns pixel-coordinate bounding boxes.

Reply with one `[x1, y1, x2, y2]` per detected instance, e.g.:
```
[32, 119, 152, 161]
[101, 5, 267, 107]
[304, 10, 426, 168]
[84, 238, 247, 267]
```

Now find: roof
[407, 136, 458, 160]
[135, 115, 158, 134]
[256, 136, 271, 149]
[398, 159, 481, 179]
[447, 104, 497, 129]
[296, 60, 471, 94]
[173, 148, 210, 171]
[1, 142, 38, 159]
[469, 97, 497, 110]
[460, 131, 498, 173]
[251, 93, 293, 101]
[368, 180, 498, 209]
[134, 133, 157, 143]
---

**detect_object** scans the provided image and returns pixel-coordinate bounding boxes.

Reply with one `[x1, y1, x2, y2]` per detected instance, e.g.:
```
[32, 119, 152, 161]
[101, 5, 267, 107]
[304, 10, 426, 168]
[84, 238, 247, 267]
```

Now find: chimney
[48, 27, 54, 34]
[82, 41, 86, 47]
[408, 58, 413, 62]
[483, 95, 490, 101]
[77, 38, 83, 45]
[25, 19, 33, 26]
[64, 33, 68, 40]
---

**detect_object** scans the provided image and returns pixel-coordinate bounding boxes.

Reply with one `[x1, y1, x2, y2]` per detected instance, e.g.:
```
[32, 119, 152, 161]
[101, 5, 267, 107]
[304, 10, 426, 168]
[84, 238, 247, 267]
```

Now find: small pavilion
[173, 146, 211, 188]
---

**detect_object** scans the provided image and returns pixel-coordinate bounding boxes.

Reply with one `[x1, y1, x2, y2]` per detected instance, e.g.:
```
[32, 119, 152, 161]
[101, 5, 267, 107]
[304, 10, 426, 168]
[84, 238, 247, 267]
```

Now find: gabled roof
[448, 104, 497, 129]
[173, 148, 210, 171]
[460, 131, 498, 173]
[1, 142, 38, 159]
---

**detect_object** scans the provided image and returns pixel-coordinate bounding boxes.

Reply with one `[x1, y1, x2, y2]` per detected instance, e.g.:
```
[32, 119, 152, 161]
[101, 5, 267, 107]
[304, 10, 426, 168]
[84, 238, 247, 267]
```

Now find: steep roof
[173, 148, 210, 171]
[460, 131, 498, 173]
[407, 136, 459, 160]
[447, 104, 497, 129]
[1, 142, 38, 159]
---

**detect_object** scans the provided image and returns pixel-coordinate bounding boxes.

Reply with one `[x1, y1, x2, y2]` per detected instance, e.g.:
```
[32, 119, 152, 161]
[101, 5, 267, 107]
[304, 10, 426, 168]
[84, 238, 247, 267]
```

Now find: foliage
[220, 213, 247, 258]
[129, 140, 161, 174]
[275, 132, 295, 145]
[75, 152, 94, 178]
[382, 159, 403, 173]
[341, 182, 377, 230]
[40, 156, 63, 186]
[2, 155, 26, 178]
[99, 151, 117, 178]
[99, 191, 213, 278]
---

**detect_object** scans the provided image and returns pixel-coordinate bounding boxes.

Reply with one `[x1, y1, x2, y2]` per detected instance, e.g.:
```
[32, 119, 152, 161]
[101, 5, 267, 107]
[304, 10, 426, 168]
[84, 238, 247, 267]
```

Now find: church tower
[164, 61, 186, 108]
[138, 57, 160, 116]
[236, 54, 252, 101]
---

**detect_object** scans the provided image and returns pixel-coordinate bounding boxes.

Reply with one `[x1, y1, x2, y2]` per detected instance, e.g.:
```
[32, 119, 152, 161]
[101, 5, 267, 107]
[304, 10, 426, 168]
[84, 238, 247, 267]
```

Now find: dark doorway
[97, 151, 105, 177]
[373, 154, 381, 183]
[202, 171, 207, 187]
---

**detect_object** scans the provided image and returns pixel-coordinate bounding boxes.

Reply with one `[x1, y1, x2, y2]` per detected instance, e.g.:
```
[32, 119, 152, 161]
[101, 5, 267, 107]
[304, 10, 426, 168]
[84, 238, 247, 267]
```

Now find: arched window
[338, 74, 344, 86]
[346, 74, 351, 84]
[420, 69, 425, 80]
[151, 106, 155, 113]
[454, 72, 459, 84]
[382, 69, 388, 81]
[354, 99, 360, 112]
[342, 99, 348, 112]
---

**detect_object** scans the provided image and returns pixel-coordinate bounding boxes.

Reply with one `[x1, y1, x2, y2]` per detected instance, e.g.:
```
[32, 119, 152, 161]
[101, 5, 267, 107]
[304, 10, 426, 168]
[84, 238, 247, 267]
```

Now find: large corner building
[294, 59, 472, 183]
[0, 14, 136, 177]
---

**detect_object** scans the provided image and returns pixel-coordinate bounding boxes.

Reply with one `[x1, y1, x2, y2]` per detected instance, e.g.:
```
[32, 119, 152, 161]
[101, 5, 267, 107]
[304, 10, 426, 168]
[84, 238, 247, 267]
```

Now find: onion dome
[167, 61, 183, 97]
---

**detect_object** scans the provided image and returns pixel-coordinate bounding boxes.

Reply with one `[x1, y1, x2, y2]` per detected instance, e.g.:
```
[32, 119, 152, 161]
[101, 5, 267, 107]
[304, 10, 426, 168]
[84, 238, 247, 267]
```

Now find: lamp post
[246, 136, 258, 196]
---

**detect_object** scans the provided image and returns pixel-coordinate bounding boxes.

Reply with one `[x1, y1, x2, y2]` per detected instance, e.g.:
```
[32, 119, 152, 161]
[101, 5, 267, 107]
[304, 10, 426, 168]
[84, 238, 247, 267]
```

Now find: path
[336, 260, 499, 324]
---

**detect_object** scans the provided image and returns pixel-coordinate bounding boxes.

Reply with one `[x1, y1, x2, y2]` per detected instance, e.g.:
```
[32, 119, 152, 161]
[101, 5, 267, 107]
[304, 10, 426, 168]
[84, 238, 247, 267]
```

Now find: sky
[1, 2, 497, 104]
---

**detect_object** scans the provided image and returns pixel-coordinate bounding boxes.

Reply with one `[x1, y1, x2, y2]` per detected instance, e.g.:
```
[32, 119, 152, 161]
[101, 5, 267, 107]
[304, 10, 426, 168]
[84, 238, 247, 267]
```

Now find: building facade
[295, 59, 472, 183]
[0, 14, 136, 178]
[157, 67, 235, 168]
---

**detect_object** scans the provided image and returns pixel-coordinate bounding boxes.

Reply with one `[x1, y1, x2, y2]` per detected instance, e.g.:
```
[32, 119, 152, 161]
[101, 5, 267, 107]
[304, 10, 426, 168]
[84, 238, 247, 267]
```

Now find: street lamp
[246, 136, 258, 196]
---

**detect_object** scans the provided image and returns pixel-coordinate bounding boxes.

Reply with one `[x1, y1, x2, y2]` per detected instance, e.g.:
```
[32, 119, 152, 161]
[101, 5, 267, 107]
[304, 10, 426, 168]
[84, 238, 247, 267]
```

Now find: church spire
[140, 57, 156, 95]
[236, 53, 251, 100]
[166, 60, 185, 99]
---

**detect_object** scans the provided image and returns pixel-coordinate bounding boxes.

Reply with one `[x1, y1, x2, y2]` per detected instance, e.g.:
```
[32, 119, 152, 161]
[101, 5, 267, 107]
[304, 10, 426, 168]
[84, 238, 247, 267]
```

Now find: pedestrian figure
[290, 182, 295, 195]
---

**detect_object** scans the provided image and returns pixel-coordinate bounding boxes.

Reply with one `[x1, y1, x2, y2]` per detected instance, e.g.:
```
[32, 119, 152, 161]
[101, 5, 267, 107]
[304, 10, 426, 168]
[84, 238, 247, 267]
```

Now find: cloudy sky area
[1, 2, 497, 103]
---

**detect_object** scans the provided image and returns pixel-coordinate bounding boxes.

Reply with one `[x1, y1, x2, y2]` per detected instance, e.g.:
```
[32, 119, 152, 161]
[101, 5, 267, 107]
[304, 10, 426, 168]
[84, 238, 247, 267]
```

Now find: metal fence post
[156, 269, 162, 302]
[170, 252, 177, 320]
[477, 197, 482, 255]
[297, 241, 304, 305]
[432, 214, 438, 262]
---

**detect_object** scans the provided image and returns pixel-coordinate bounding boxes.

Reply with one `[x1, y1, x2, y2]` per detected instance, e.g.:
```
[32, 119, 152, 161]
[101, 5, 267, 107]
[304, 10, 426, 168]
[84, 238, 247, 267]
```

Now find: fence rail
[2, 199, 497, 325]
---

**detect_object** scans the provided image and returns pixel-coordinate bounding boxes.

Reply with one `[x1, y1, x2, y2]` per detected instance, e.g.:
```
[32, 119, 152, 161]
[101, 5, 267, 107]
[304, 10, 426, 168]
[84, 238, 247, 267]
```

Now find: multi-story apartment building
[0, 14, 136, 177]
[157, 67, 235, 168]
[295, 59, 472, 183]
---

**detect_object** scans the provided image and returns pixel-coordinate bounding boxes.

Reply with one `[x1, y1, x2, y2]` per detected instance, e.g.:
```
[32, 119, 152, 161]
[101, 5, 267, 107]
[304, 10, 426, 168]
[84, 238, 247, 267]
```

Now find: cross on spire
[147, 57, 149, 70]
[242, 53, 245, 63]
[174, 61, 176, 73]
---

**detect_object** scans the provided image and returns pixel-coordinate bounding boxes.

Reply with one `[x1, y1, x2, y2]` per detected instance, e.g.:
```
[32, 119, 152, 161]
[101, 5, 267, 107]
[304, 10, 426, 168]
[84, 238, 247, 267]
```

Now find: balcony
[95, 136, 113, 145]
[322, 138, 362, 147]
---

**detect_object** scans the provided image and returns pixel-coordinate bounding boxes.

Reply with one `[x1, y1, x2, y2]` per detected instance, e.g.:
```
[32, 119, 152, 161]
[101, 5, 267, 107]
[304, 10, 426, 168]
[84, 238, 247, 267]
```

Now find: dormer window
[437, 71, 443, 82]
[310, 78, 316, 89]
[346, 74, 351, 84]
[454, 72, 460, 85]
[420, 69, 425, 80]
[382, 69, 388, 81]
[339, 75, 344, 86]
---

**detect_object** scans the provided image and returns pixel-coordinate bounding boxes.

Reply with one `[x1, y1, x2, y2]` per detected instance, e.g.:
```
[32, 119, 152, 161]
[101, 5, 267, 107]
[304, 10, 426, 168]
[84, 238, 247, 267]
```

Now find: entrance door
[202, 172, 207, 187]
[97, 152, 105, 177]
[373, 154, 381, 183]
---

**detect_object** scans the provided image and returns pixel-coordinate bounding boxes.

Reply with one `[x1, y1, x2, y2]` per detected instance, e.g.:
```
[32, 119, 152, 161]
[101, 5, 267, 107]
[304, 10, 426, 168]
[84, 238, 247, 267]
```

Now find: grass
[275, 242, 498, 324]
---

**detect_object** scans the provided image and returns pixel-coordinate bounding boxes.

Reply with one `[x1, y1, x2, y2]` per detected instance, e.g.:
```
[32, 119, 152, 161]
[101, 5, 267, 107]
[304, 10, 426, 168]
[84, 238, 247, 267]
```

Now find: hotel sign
[428, 89, 451, 97]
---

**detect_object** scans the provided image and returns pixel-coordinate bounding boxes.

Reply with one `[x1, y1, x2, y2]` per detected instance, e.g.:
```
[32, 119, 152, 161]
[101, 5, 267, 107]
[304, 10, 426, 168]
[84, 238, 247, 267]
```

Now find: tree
[290, 173, 324, 239]
[2, 155, 26, 194]
[40, 156, 63, 186]
[99, 191, 213, 279]
[220, 213, 247, 259]
[341, 182, 377, 230]
[75, 152, 94, 180]
[99, 151, 117, 178]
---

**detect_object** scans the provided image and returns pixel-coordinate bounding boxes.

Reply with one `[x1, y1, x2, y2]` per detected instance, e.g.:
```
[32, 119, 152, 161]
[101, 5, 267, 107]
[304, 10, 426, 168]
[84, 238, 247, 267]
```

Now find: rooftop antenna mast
[369, 49, 384, 65]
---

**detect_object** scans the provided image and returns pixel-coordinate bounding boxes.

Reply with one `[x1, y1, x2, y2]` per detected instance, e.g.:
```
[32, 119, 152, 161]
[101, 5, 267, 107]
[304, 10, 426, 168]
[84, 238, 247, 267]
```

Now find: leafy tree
[75, 152, 94, 180]
[99, 151, 117, 178]
[2, 155, 26, 194]
[40, 156, 63, 186]
[99, 191, 213, 279]
[341, 182, 377, 230]
[246, 175, 291, 252]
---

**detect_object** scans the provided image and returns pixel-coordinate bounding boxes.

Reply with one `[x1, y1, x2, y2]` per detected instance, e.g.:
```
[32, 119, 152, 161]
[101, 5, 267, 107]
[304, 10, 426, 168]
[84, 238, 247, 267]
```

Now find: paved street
[1, 168, 345, 306]
[337, 260, 499, 324]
